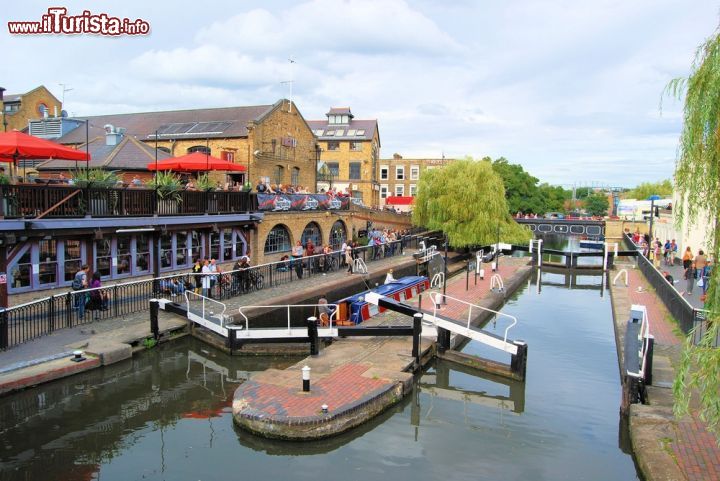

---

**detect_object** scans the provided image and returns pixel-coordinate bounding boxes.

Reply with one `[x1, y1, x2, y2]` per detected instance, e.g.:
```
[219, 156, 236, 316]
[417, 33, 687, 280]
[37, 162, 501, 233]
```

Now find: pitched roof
[3, 94, 21, 103]
[56, 104, 276, 144]
[37, 135, 173, 171]
[327, 107, 353, 116]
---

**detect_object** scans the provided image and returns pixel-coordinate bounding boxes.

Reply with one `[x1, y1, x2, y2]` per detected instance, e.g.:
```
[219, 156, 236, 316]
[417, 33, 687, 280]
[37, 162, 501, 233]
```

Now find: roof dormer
[326, 107, 353, 125]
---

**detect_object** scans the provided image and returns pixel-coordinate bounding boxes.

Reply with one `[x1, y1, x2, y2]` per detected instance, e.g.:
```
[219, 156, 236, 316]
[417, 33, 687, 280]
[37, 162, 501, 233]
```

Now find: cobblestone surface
[624, 265, 720, 481]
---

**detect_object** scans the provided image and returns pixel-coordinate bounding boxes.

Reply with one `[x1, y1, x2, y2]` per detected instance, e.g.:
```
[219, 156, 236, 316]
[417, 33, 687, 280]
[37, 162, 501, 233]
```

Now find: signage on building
[257, 194, 350, 212]
[0, 273, 6, 285]
[281, 136, 297, 148]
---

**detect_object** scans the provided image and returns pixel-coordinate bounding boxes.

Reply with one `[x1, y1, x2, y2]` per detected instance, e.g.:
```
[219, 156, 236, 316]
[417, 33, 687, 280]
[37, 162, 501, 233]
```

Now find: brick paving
[623, 265, 720, 481]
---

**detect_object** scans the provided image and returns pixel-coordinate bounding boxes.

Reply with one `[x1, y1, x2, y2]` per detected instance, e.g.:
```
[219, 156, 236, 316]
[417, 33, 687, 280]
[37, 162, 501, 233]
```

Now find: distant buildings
[377, 153, 452, 207]
[0, 85, 62, 132]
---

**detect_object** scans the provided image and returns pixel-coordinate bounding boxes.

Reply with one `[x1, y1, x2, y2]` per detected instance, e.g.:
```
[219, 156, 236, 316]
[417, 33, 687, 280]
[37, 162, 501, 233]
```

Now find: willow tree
[666, 29, 720, 438]
[412, 159, 531, 247]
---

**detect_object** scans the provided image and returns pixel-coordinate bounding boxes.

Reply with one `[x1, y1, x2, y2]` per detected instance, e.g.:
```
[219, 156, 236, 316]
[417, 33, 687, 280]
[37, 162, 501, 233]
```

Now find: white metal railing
[184, 291, 228, 324]
[429, 292, 518, 349]
[353, 257, 368, 274]
[627, 304, 653, 381]
[490, 274, 504, 292]
[613, 269, 628, 286]
[529, 239, 543, 267]
[236, 303, 339, 333]
[430, 272, 445, 289]
[603, 242, 619, 271]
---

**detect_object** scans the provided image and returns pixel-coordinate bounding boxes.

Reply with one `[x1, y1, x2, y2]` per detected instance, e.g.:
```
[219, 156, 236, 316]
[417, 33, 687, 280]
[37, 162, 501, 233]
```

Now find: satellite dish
[61, 110, 68, 118]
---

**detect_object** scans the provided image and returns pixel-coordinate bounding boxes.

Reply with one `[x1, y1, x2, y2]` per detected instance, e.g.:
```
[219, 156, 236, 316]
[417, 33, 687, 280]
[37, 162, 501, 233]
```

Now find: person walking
[670, 239, 678, 266]
[684, 261, 696, 296]
[682, 246, 694, 270]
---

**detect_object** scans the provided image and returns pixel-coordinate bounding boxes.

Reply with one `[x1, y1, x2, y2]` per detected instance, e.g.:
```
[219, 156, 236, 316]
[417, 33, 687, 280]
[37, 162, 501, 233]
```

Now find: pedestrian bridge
[515, 218, 604, 236]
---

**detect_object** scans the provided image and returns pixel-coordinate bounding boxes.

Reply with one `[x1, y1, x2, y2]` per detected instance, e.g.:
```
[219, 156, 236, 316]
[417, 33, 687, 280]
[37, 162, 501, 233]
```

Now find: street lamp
[647, 194, 661, 240]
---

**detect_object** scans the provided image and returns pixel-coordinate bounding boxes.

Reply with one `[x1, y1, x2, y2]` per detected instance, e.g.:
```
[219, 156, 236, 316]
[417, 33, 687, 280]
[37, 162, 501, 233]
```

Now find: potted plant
[71, 169, 120, 215]
[149, 171, 182, 214]
[195, 173, 218, 212]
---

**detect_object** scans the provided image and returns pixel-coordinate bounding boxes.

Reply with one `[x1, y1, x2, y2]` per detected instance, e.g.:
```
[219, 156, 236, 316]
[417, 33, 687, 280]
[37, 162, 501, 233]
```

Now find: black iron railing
[0, 184, 258, 219]
[0, 234, 424, 350]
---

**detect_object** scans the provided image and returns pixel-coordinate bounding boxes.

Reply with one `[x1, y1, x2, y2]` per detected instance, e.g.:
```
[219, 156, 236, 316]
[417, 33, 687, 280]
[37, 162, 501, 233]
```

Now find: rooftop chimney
[104, 124, 123, 146]
[393, 153, 402, 160]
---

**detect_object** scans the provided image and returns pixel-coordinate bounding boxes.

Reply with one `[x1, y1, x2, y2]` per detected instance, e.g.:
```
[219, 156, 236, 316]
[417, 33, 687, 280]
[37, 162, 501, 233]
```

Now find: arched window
[301, 222, 322, 247]
[291, 167, 300, 186]
[264, 224, 291, 254]
[329, 220, 347, 250]
[187, 145, 211, 155]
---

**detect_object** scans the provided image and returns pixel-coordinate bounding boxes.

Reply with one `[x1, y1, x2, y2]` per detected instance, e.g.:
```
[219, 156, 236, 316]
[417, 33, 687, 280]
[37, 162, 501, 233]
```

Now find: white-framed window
[410, 166, 419, 180]
[396, 166, 404, 180]
[380, 184, 388, 199]
[395, 185, 404, 196]
[380, 165, 389, 180]
[410, 184, 417, 196]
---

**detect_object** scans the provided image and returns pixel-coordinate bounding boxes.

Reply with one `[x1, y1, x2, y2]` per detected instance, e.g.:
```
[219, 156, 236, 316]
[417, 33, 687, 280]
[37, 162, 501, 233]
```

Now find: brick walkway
[625, 266, 720, 480]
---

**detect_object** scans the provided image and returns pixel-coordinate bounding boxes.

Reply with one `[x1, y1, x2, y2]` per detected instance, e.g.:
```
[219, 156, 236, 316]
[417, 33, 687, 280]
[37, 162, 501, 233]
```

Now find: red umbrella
[0, 130, 90, 162]
[147, 152, 245, 172]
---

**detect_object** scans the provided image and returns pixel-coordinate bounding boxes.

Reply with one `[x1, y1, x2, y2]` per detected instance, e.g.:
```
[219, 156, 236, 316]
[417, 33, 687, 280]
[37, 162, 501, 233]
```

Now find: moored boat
[333, 276, 429, 325]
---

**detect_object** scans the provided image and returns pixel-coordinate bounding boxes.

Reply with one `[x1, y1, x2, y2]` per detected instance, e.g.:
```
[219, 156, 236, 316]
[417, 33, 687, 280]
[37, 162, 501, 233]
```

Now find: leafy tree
[413, 159, 531, 247]
[488, 157, 546, 214]
[622, 179, 673, 200]
[583, 192, 609, 216]
[665, 29, 720, 439]
[539, 183, 571, 213]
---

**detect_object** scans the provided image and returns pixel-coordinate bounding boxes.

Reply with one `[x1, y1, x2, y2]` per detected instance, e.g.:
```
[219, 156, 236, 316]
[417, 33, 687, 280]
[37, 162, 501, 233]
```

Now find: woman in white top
[201, 260, 212, 297]
[384, 269, 396, 284]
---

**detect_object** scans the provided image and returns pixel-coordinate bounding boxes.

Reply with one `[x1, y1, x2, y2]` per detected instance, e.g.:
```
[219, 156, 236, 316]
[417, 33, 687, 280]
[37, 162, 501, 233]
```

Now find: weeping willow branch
[666, 28, 720, 439]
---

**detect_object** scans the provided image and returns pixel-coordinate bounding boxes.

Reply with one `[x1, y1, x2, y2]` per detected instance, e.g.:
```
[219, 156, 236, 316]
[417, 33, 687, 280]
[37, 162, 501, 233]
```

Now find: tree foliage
[583, 192, 610, 216]
[412, 159, 532, 247]
[487, 157, 546, 214]
[622, 179, 673, 200]
[666, 29, 720, 438]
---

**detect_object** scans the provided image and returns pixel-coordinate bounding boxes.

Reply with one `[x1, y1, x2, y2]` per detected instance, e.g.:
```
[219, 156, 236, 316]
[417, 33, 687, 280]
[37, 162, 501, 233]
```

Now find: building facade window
[10, 247, 32, 289]
[380, 184, 388, 199]
[160, 234, 173, 269]
[291, 167, 300, 186]
[176, 231, 189, 267]
[327, 162, 340, 177]
[273, 165, 284, 185]
[329, 220, 347, 250]
[10, 240, 89, 292]
[264, 225, 292, 254]
[410, 166, 420, 180]
[136, 234, 151, 273]
[221, 151, 235, 162]
[38, 239, 58, 286]
[116, 236, 132, 276]
[187, 145, 211, 155]
[410, 184, 417, 197]
[349, 162, 361, 180]
[301, 222, 322, 248]
[395, 185, 405, 196]
[327, 141, 340, 151]
[380, 165, 388, 180]
[396, 166, 405, 180]
[96, 239, 112, 278]
[64, 240, 84, 282]
[350, 141, 362, 151]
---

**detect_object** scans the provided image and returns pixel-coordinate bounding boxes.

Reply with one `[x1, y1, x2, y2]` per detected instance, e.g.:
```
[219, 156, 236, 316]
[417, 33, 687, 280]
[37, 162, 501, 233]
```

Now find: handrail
[613, 269, 628, 286]
[428, 291, 518, 348]
[236, 303, 339, 333]
[430, 272, 445, 289]
[490, 274, 504, 292]
[626, 304, 652, 380]
[184, 291, 228, 327]
[353, 257, 368, 274]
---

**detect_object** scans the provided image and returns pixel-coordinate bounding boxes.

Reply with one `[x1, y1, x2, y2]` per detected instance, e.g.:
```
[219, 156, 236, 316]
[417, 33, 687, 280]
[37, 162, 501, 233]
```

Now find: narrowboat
[333, 275, 429, 326]
[579, 239, 605, 249]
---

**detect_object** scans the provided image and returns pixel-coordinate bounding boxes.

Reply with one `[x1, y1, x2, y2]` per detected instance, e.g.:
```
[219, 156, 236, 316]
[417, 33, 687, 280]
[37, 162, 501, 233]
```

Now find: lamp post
[0, 87, 7, 132]
[154, 129, 158, 214]
[647, 195, 661, 241]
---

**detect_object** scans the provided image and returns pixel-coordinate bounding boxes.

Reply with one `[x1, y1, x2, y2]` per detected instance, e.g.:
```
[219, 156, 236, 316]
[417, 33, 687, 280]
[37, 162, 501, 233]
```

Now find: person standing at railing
[653, 241, 662, 268]
[191, 259, 202, 294]
[87, 271, 110, 314]
[72, 264, 90, 320]
[201, 259, 212, 298]
[701, 259, 712, 300]
[292, 241, 304, 279]
[345, 244, 354, 275]
[683, 261, 696, 296]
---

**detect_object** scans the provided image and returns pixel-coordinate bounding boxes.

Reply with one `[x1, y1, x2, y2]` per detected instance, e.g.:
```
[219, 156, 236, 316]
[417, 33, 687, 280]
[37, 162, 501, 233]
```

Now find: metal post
[442, 234, 448, 304]
[510, 340, 528, 381]
[0, 308, 7, 350]
[412, 312, 422, 368]
[437, 326, 450, 353]
[150, 299, 159, 340]
[307, 316, 319, 355]
[648, 198, 655, 240]
[466, 263, 470, 291]
[0, 242, 7, 308]
[302, 365, 311, 392]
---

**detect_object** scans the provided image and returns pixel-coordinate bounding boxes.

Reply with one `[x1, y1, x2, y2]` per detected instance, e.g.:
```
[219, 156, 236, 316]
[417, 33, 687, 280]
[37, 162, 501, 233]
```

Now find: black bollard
[437, 327, 450, 353]
[643, 335, 654, 386]
[150, 299, 159, 340]
[307, 316, 319, 356]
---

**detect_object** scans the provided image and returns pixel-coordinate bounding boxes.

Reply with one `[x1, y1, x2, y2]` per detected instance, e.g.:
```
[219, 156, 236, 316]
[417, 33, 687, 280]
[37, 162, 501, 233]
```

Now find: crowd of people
[631, 229, 712, 301]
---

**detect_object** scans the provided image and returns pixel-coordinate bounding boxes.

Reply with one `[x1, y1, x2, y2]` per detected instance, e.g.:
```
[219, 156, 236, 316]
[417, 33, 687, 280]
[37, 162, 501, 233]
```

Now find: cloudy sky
[3, 1, 718, 186]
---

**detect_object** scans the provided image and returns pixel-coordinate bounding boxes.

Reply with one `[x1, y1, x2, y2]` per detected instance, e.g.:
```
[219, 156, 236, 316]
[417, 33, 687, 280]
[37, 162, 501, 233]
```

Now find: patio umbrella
[147, 151, 246, 172]
[0, 130, 90, 178]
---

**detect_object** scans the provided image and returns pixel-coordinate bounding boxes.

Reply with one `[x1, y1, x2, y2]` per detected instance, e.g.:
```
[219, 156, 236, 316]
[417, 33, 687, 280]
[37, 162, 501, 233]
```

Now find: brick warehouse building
[32, 99, 318, 188]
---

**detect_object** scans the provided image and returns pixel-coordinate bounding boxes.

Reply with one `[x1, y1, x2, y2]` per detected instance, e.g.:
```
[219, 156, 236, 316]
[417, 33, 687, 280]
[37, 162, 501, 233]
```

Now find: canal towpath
[611, 263, 720, 481]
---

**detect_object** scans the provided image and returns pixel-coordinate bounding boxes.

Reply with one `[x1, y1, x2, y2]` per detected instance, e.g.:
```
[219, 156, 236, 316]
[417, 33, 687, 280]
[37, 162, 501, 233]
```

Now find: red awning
[386, 196, 415, 205]
[147, 152, 246, 172]
[0, 130, 90, 162]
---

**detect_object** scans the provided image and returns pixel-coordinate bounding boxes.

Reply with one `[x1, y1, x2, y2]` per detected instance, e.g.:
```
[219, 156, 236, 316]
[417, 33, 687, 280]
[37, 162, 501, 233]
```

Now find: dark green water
[0, 268, 639, 481]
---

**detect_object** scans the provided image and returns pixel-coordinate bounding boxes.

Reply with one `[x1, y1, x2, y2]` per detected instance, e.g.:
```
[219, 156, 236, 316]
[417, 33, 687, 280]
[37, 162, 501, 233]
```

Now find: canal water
[0, 248, 639, 480]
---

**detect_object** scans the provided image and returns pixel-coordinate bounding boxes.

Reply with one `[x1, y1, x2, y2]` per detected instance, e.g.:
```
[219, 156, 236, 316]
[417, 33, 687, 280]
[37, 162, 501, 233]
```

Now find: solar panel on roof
[347, 129, 356, 136]
[356, 130, 365, 136]
[315, 129, 324, 136]
[188, 121, 233, 134]
[335, 130, 344, 136]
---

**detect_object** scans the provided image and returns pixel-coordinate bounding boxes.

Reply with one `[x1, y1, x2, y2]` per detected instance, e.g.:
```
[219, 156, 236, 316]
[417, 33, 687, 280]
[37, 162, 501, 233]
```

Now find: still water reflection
[0, 270, 639, 481]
